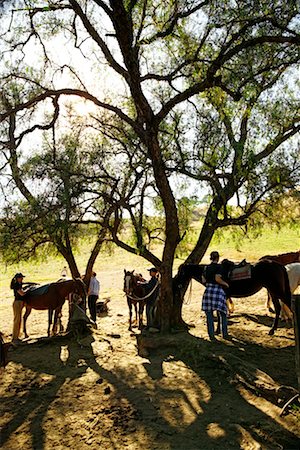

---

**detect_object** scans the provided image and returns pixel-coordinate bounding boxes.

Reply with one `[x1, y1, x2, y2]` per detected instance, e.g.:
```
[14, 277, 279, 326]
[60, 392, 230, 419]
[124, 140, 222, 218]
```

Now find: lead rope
[183, 279, 193, 305]
[125, 280, 161, 302]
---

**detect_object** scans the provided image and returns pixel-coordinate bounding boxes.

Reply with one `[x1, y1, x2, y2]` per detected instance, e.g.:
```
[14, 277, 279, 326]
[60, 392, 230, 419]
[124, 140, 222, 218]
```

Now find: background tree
[0, 115, 118, 280]
[0, 1, 299, 331]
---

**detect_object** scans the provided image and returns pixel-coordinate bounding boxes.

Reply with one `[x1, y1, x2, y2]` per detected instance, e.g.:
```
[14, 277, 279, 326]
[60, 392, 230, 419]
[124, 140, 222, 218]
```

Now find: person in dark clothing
[142, 267, 160, 329]
[11, 273, 27, 343]
[202, 251, 229, 341]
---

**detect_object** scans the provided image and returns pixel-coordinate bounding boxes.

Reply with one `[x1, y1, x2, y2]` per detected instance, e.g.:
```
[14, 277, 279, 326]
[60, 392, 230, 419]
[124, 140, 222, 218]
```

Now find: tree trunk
[57, 246, 81, 279]
[169, 211, 220, 328]
[157, 263, 173, 332]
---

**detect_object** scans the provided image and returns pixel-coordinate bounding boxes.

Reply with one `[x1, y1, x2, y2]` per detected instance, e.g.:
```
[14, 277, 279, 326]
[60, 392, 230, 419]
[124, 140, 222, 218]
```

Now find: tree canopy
[0, 0, 299, 330]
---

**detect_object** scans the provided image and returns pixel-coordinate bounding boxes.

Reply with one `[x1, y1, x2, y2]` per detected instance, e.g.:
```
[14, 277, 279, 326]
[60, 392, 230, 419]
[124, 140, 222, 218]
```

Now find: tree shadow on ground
[140, 330, 300, 450]
[0, 334, 96, 449]
[1, 328, 299, 450]
[240, 312, 294, 333]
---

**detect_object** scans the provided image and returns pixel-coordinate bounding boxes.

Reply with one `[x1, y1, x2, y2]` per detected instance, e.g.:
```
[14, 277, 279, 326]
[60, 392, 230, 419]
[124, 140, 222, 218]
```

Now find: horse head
[175, 264, 206, 287]
[73, 278, 87, 301]
[123, 270, 135, 295]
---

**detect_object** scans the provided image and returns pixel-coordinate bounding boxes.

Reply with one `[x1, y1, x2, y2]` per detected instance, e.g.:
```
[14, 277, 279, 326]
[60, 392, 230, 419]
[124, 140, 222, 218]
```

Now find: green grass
[209, 225, 300, 262]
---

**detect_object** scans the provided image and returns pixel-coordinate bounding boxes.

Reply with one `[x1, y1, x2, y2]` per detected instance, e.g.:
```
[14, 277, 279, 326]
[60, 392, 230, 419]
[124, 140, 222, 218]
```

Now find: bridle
[124, 272, 136, 296]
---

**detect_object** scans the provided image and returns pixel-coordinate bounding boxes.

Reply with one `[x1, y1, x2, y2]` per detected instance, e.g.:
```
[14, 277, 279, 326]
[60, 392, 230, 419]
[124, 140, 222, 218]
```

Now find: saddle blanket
[229, 264, 251, 281]
[26, 284, 50, 297]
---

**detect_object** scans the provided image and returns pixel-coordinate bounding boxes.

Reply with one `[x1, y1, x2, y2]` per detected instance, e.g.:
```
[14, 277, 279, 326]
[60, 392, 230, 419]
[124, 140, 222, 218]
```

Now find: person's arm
[215, 274, 229, 288]
[16, 288, 27, 296]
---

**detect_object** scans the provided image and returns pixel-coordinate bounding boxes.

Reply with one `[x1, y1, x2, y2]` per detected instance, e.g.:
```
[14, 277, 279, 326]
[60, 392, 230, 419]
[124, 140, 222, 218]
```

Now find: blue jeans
[205, 311, 227, 338]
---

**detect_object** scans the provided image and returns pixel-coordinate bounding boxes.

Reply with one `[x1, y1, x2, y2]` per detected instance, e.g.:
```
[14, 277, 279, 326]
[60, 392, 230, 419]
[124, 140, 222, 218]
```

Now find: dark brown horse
[176, 259, 291, 335]
[123, 270, 146, 331]
[23, 278, 86, 338]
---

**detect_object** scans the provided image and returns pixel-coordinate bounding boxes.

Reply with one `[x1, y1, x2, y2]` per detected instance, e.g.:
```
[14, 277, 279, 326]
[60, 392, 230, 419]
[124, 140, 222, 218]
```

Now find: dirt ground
[1, 273, 300, 450]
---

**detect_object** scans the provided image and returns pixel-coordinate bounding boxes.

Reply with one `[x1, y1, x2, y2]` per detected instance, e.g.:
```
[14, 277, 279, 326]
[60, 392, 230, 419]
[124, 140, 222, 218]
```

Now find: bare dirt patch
[1, 277, 300, 449]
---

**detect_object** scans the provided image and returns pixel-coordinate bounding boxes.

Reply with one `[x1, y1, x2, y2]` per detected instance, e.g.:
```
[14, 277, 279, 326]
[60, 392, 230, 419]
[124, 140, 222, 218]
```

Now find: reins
[125, 281, 160, 302]
[183, 279, 193, 305]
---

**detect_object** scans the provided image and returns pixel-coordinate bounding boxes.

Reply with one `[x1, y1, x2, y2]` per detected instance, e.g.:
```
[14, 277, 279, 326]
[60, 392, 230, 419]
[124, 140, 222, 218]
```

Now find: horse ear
[124, 269, 126, 275]
[131, 270, 134, 274]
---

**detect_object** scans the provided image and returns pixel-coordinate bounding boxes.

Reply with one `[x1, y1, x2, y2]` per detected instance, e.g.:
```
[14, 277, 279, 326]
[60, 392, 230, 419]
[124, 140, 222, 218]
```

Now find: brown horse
[176, 259, 291, 335]
[259, 250, 300, 265]
[259, 251, 300, 317]
[23, 278, 86, 338]
[123, 270, 146, 331]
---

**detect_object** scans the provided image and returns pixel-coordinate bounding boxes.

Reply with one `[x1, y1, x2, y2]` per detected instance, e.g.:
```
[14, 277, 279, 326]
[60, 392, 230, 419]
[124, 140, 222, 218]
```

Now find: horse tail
[282, 265, 292, 308]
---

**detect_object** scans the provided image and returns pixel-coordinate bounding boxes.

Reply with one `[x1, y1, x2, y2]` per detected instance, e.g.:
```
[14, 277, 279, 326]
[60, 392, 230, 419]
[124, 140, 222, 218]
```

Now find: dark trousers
[88, 295, 98, 322]
[146, 302, 156, 328]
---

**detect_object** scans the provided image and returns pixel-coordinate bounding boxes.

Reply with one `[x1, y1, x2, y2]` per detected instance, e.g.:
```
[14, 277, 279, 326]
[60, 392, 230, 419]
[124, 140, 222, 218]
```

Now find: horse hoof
[268, 329, 275, 336]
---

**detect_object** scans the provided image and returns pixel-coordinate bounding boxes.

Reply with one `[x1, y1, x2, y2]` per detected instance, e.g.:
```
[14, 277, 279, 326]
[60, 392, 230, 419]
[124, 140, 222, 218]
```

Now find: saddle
[229, 259, 251, 281]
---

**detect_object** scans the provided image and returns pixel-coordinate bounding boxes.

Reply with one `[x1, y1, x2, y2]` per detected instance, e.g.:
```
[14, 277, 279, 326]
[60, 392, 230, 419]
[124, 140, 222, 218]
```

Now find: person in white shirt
[88, 272, 100, 322]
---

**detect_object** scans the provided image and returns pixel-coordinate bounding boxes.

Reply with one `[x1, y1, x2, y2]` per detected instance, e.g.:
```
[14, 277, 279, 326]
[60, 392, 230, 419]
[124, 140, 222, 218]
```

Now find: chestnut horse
[176, 259, 291, 335]
[123, 270, 146, 331]
[23, 278, 86, 338]
[259, 250, 300, 265]
[259, 250, 300, 317]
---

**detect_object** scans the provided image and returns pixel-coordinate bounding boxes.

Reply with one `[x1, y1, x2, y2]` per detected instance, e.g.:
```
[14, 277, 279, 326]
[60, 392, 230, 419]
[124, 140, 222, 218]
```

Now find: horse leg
[58, 307, 64, 332]
[266, 292, 275, 314]
[226, 298, 234, 315]
[280, 301, 293, 321]
[52, 308, 59, 335]
[269, 295, 281, 335]
[48, 309, 53, 336]
[127, 298, 133, 331]
[134, 302, 138, 327]
[23, 305, 32, 338]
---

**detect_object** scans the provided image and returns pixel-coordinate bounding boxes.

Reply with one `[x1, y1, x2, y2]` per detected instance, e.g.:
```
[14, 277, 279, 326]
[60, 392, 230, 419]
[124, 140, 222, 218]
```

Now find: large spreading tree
[0, 1, 299, 331]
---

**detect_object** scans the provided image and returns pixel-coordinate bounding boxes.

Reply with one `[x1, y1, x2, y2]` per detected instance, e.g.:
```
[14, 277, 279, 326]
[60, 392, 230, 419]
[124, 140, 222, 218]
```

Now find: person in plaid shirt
[201, 251, 230, 341]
